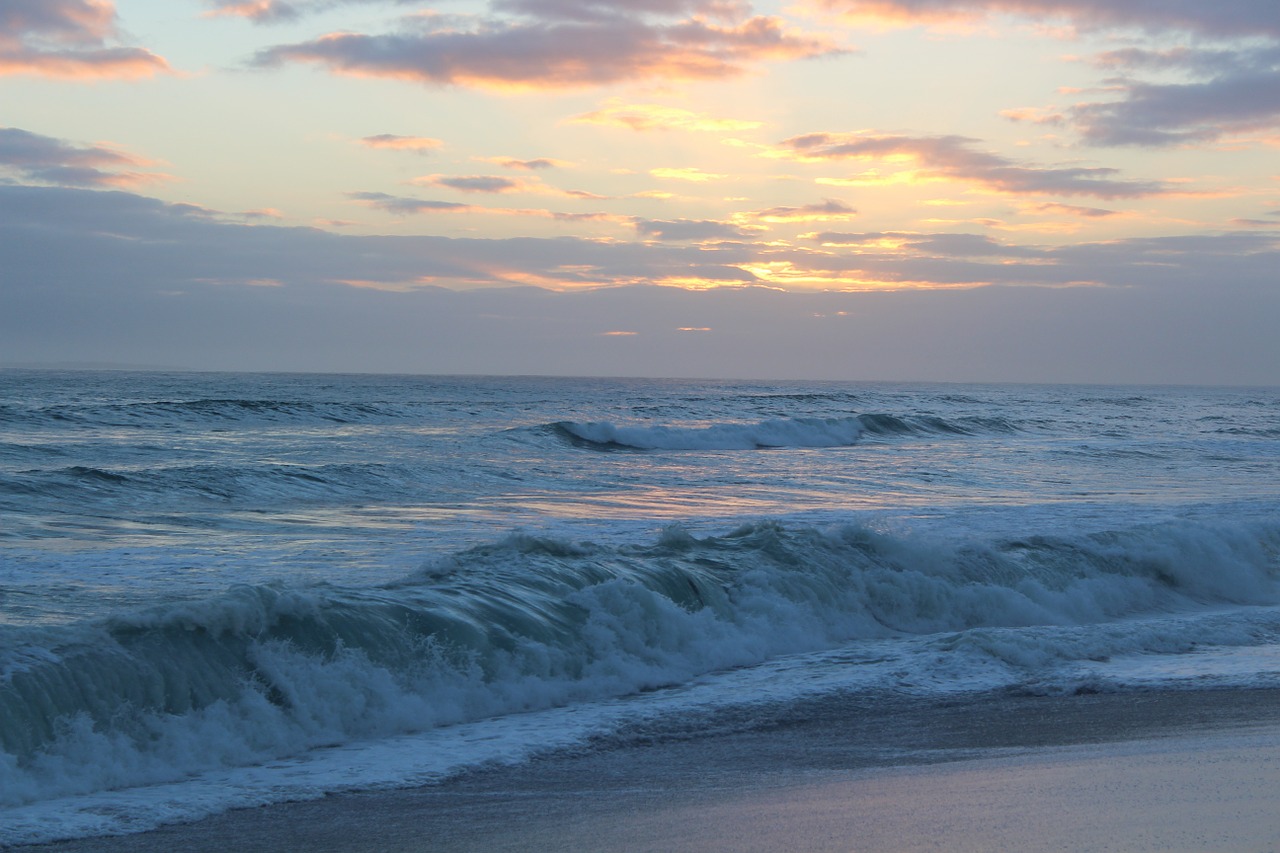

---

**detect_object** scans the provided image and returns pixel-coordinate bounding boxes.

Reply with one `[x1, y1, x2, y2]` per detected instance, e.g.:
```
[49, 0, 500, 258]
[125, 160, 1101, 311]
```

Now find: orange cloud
[807, 2, 1280, 39]
[477, 156, 568, 170]
[746, 199, 859, 223]
[773, 131, 1171, 198]
[252, 7, 844, 91]
[348, 191, 630, 224]
[569, 100, 763, 132]
[651, 167, 727, 182]
[410, 173, 609, 200]
[0, 126, 169, 188]
[1024, 201, 1118, 217]
[411, 174, 527, 194]
[359, 134, 445, 153]
[0, 0, 170, 79]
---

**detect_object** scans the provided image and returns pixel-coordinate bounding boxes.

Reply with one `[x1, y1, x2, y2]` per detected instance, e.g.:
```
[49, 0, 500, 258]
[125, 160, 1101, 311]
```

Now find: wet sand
[22, 688, 1280, 852]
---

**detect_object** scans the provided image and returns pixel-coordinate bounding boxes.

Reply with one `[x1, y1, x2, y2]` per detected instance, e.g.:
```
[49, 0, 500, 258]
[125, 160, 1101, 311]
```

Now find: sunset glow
[1, 0, 1277, 382]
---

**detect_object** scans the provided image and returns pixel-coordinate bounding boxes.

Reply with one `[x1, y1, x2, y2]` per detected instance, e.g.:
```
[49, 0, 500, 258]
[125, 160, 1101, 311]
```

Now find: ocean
[2, 370, 1278, 845]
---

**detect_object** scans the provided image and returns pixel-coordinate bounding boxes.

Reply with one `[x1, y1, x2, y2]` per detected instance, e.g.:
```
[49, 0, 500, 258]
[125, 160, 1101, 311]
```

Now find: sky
[1, 0, 1278, 383]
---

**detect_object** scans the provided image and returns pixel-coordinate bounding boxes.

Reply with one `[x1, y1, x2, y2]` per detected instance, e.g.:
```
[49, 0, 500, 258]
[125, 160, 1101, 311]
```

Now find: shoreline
[21, 686, 1280, 852]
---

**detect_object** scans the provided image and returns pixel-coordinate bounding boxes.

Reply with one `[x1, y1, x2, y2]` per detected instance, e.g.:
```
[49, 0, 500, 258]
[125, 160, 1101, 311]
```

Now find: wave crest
[550, 413, 1015, 450]
[3, 518, 1277, 815]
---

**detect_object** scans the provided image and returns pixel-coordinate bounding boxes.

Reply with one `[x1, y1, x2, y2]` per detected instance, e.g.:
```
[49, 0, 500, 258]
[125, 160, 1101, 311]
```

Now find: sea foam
[3, 518, 1277, 827]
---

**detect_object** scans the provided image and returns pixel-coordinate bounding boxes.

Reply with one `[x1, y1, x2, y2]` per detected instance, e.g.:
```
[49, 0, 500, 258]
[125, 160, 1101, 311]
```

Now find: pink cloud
[812, 1, 1280, 39]
[252, 3, 843, 90]
[347, 190, 628, 223]
[824, 1, 1280, 149]
[0, 126, 169, 188]
[776, 131, 1170, 198]
[480, 156, 565, 170]
[0, 0, 170, 79]
[413, 174, 525, 194]
[358, 134, 445, 153]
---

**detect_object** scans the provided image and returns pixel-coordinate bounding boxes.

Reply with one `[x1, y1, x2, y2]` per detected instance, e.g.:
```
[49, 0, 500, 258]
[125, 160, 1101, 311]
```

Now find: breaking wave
[2, 518, 1277, 813]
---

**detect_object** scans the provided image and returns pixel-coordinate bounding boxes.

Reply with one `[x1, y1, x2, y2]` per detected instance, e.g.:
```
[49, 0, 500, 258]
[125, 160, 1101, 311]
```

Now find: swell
[1, 398, 404, 430]
[2, 518, 1277, 808]
[0, 461, 426, 507]
[548, 413, 1017, 451]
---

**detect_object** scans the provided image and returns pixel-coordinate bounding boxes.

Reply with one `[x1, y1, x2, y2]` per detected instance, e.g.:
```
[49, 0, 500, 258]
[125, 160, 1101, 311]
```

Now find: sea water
[1, 371, 1278, 843]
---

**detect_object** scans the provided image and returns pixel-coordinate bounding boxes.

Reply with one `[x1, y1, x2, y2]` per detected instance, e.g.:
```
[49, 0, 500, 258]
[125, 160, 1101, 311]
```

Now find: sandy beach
[21, 687, 1280, 853]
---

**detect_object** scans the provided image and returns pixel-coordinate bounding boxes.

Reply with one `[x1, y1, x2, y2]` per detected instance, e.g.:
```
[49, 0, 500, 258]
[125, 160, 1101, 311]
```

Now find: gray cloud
[810, 231, 1041, 258]
[779, 132, 1170, 198]
[0, 127, 163, 187]
[358, 134, 444, 153]
[817, 1, 1280, 39]
[3, 184, 1278, 383]
[424, 175, 524, 194]
[492, 0, 746, 22]
[347, 191, 472, 215]
[1027, 202, 1117, 218]
[496, 158, 559, 170]
[636, 219, 752, 241]
[0, 0, 169, 78]
[202, 0, 422, 24]
[753, 198, 858, 222]
[825, 2, 1280, 148]
[1067, 46, 1280, 147]
[251, 2, 842, 90]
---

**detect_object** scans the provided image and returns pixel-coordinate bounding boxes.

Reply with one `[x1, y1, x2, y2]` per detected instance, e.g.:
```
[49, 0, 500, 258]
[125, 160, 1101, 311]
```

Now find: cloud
[251, 2, 843, 91]
[783, 228, 1280, 292]
[481, 157, 564, 170]
[347, 190, 630, 225]
[347, 191, 475, 214]
[492, 0, 751, 22]
[808, 230, 1039, 257]
[0, 127, 167, 188]
[0, 0, 170, 78]
[650, 167, 727, 182]
[4, 185, 1279, 383]
[8, 183, 1279, 299]
[636, 219, 753, 241]
[408, 173, 607, 200]
[774, 131, 1170, 198]
[204, 0, 302, 21]
[811, 1, 1280, 39]
[358, 134, 445, 153]
[243, 207, 285, 220]
[750, 199, 859, 223]
[412, 174, 525, 194]
[202, 0, 422, 24]
[3, 185, 759, 293]
[569, 101, 763, 132]
[1065, 47, 1280, 147]
[822, 3, 1280, 148]
[1024, 202, 1118, 217]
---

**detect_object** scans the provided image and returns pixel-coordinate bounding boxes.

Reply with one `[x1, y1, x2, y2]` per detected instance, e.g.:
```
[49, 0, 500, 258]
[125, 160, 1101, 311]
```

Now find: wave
[3, 398, 404, 431]
[549, 414, 1016, 451]
[0, 461, 426, 507]
[2, 518, 1277, 813]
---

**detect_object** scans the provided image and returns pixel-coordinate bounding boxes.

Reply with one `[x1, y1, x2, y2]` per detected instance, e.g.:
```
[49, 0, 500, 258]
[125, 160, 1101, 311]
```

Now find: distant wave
[0, 461, 422, 507]
[6, 398, 400, 429]
[549, 413, 1016, 450]
[3, 518, 1277, 822]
